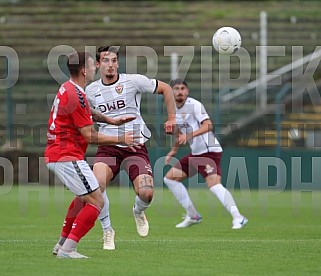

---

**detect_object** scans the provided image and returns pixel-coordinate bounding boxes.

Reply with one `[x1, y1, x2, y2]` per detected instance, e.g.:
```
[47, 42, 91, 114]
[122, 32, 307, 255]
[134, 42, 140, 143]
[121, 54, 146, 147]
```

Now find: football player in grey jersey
[164, 79, 248, 230]
[85, 46, 176, 249]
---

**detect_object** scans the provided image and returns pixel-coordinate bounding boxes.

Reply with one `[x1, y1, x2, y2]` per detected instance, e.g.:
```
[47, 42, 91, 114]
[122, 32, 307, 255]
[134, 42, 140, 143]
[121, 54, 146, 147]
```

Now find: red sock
[61, 197, 85, 238]
[68, 204, 100, 242]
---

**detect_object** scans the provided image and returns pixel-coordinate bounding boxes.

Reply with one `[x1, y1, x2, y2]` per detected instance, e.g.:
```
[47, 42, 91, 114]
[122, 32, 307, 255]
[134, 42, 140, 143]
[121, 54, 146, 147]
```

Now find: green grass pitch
[0, 185, 321, 275]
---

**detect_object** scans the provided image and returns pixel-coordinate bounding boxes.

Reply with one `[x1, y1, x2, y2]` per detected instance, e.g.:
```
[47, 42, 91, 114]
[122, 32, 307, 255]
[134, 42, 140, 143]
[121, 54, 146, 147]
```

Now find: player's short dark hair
[96, 46, 119, 62]
[67, 51, 93, 77]
[170, 79, 188, 88]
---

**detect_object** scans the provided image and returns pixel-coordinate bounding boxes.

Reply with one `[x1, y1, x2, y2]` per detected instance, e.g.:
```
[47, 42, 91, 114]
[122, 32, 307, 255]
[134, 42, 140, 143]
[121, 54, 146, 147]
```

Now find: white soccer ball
[212, 27, 242, 55]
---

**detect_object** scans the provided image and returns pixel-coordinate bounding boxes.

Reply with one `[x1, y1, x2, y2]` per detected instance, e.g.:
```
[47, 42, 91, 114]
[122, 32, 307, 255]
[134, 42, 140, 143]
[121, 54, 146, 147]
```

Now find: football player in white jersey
[164, 79, 248, 229]
[85, 46, 176, 249]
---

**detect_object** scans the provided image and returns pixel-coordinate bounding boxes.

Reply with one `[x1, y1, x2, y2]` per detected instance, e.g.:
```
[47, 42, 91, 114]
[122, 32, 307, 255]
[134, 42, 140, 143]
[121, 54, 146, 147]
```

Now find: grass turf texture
[0, 185, 321, 275]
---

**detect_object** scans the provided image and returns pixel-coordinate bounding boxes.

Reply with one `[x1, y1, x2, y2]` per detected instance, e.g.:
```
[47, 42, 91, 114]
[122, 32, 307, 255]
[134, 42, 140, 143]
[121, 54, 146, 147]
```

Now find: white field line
[1, 239, 321, 243]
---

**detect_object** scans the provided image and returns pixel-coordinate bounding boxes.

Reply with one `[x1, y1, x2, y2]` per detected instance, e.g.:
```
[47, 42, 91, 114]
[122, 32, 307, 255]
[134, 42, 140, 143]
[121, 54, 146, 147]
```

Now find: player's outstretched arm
[90, 108, 136, 125]
[155, 81, 176, 134]
[79, 125, 141, 147]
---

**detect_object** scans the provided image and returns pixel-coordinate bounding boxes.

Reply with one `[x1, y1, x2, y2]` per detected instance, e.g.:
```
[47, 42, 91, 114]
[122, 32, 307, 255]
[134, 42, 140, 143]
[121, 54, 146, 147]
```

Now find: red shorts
[173, 151, 222, 179]
[94, 145, 153, 182]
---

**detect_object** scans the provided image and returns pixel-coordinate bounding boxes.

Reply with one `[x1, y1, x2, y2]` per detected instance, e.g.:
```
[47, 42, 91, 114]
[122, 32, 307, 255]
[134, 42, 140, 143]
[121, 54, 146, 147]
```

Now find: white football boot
[57, 249, 89, 259]
[103, 228, 115, 250]
[176, 214, 202, 228]
[133, 207, 149, 237]
[232, 217, 248, 229]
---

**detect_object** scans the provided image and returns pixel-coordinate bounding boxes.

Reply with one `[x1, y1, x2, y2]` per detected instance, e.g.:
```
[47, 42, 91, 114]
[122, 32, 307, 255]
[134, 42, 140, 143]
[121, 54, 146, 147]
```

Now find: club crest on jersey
[115, 84, 124, 94]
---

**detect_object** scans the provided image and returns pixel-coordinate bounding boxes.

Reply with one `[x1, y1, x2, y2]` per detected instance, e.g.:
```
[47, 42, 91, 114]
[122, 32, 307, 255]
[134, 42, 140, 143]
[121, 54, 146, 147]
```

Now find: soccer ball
[212, 27, 242, 55]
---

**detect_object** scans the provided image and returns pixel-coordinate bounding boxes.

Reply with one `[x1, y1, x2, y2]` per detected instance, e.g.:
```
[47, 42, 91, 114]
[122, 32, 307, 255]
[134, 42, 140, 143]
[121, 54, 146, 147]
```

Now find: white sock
[62, 238, 78, 252]
[99, 191, 111, 232]
[210, 184, 242, 220]
[133, 196, 150, 214]
[164, 177, 198, 218]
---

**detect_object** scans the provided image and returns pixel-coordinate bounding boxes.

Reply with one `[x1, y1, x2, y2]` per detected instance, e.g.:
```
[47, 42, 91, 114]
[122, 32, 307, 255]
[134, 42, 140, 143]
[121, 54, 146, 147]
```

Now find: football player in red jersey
[45, 51, 140, 258]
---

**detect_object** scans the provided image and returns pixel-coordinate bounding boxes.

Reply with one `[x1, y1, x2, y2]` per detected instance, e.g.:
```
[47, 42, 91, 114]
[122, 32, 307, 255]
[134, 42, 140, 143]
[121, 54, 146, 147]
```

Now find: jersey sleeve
[84, 84, 95, 109]
[194, 100, 210, 123]
[131, 74, 158, 94]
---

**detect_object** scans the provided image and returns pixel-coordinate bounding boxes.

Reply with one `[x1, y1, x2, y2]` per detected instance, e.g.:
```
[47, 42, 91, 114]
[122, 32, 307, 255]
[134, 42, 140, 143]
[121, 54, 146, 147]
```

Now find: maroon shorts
[94, 145, 153, 182]
[173, 151, 222, 179]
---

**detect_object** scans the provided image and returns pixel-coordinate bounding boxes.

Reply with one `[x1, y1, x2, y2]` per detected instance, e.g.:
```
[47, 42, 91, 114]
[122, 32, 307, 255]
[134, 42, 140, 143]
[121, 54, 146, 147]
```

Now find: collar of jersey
[69, 79, 84, 93]
[101, 74, 120, 86]
[177, 97, 189, 110]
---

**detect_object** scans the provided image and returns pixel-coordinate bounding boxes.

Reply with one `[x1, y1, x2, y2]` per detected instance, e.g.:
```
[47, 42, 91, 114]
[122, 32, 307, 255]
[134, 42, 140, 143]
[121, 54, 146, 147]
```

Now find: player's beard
[103, 67, 116, 79]
[105, 71, 116, 80]
[105, 73, 114, 79]
[176, 95, 185, 103]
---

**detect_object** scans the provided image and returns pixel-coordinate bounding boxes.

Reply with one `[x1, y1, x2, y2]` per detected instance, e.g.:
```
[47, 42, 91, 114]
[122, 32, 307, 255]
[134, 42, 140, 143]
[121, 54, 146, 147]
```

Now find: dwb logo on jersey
[115, 84, 124, 94]
[98, 100, 126, 112]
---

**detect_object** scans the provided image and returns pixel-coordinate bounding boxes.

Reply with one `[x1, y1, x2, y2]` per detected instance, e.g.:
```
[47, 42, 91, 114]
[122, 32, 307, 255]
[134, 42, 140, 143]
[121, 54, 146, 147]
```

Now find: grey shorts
[47, 160, 99, 196]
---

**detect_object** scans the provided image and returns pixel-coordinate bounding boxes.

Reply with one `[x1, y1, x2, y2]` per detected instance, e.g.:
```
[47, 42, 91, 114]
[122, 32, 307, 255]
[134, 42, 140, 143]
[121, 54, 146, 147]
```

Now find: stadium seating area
[1, 1, 321, 151]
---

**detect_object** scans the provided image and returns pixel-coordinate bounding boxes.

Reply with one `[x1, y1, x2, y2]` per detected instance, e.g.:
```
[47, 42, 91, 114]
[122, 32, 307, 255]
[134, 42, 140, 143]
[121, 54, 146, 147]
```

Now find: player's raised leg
[132, 173, 154, 237]
[206, 174, 247, 229]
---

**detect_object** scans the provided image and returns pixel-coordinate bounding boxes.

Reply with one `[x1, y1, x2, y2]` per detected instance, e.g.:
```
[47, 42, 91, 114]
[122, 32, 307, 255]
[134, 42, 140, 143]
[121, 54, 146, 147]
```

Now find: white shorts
[47, 160, 99, 196]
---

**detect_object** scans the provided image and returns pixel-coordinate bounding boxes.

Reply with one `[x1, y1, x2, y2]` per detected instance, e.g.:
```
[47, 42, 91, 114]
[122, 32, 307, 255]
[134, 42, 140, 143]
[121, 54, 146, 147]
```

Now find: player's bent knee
[139, 189, 154, 204]
[164, 172, 173, 180]
[83, 189, 104, 210]
[134, 174, 154, 202]
[165, 168, 186, 182]
[96, 195, 104, 209]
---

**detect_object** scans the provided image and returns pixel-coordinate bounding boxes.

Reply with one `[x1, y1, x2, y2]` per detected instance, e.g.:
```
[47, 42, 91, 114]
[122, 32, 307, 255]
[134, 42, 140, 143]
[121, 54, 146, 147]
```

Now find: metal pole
[215, 88, 230, 140]
[6, 58, 13, 143]
[275, 84, 291, 158]
[260, 11, 267, 109]
[215, 91, 221, 135]
[170, 52, 178, 80]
